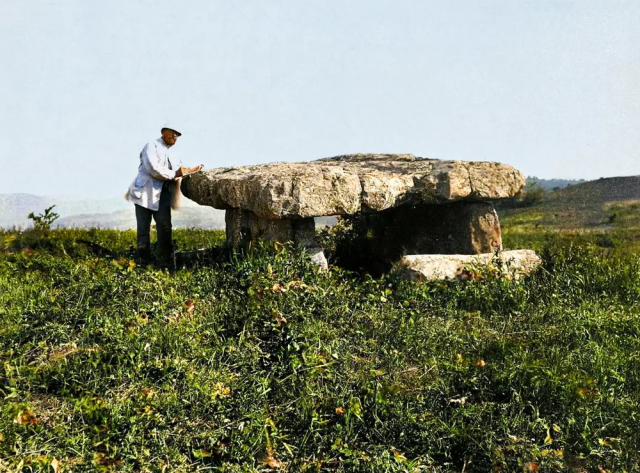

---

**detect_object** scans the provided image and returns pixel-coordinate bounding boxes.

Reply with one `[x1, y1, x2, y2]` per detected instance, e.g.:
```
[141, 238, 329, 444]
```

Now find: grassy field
[1, 221, 640, 471]
[499, 175, 640, 252]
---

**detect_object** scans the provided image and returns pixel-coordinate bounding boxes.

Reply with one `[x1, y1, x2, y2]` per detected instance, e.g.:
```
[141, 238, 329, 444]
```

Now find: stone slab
[224, 208, 328, 270]
[364, 200, 502, 255]
[181, 154, 525, 219]
[334, 201, 503, 276]
[391, 250, 542, 281]
[225, 208, 316, 248]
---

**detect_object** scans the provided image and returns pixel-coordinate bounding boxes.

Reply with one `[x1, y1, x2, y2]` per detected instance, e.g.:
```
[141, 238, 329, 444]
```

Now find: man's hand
[175, 165, 202, 179]
[186, 165, 203, 174]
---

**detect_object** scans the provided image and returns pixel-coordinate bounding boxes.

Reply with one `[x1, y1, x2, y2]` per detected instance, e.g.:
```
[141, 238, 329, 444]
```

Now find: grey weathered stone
[366, 200, 501, 254]
[335, 201, 503, 275]
[307, 248, 329, 271]
[391, 250, 542, 281]
[225, 208, 316, 249]
[224, 208, 326, 268]
[180, 154, 529, 273]
[181, 154, 525, 219]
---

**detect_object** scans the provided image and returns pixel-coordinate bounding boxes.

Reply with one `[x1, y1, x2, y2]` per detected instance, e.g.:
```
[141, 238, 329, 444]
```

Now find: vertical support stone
[336, 201, 502, 275]
[466, 202, 503, 254]
[369, 201, 502, 257]
[225, 208, 294, 248]
[224, 208, 244, 248]
[224, 209, 327, 270]
[292, 218, 328, 271]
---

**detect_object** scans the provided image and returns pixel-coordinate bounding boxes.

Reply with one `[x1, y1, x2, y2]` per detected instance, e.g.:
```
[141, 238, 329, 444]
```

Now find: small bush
[27, 205, 60, 231]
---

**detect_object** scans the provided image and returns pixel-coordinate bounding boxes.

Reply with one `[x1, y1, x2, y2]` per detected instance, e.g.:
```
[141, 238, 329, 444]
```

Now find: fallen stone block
[392, 250, 542, 281]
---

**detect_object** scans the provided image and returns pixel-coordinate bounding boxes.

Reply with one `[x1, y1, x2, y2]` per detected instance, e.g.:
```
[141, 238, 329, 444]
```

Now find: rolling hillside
[552, 176, 640, 204]
[55, 207, 226, 230]
[0, 194, 129, 228]
[0, 193, 225, 230]
[499, 175, 640, 238]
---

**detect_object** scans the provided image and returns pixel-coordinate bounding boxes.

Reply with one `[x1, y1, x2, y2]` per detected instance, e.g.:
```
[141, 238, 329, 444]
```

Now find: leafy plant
[27, 205, 60, 231]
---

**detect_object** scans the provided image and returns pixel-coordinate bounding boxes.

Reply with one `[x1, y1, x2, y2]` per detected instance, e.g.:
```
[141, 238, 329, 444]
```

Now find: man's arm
[140, 142, 178, 181]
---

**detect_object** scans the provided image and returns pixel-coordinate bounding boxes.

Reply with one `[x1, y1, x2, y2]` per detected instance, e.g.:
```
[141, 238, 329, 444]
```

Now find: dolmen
[180, 153, 541, 279]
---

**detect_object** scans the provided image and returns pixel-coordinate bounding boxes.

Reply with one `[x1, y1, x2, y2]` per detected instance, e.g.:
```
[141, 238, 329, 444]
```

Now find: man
[126, 123, 201, 268]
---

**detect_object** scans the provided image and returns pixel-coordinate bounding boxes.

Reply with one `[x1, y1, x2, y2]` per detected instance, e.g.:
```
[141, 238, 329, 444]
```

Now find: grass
[500, 198, 640, 254]
[1, 224, 640, 472]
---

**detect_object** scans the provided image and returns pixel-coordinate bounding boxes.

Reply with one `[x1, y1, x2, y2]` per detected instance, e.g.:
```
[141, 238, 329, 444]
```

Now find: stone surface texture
[224, 208, 328, 270]
[181, 154, 525, 219]
[225, 209, 316, 248]
[335, 201, 503, 275]
[365, 201, 502, 255]
[392, 250, 542, 281]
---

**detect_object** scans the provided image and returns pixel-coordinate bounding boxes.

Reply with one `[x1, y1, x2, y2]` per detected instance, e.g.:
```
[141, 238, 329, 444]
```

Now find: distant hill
[550, 176, 640, 203]
[526, 177, 587, 191]
[55, 207, 226, 230]
[0, 194, 123, 228]
[501, 175, 640, 230]
[0, 193, 225, 230]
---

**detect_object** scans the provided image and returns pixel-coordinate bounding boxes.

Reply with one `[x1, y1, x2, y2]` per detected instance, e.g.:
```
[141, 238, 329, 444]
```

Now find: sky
[1, 0, 639, 197]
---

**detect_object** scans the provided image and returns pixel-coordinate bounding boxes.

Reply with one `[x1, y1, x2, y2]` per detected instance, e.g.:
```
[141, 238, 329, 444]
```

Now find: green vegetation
[1, 219, 640, 471]
[27, 206, 60, 233]
[501, 201, 640, 254]
[501, 175, 640, 233]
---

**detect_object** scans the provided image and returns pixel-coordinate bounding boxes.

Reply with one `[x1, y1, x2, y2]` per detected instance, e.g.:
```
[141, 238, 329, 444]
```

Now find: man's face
[161, 128, 180, 147]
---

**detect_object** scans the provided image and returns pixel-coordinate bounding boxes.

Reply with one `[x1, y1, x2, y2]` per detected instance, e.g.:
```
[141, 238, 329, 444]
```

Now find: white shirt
[126, 138, 177, 211]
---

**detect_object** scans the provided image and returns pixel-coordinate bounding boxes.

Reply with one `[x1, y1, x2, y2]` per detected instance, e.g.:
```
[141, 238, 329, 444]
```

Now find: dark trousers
[135, 185, 173, 266]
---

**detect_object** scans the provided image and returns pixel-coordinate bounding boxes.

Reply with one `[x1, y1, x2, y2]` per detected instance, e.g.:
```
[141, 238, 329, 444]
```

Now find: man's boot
[158, 247, 175, 271]
[137, 246, 151, 266]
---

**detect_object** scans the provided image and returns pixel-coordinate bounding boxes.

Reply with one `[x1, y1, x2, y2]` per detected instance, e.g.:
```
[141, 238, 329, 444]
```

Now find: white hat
[161, 121, 182, 136]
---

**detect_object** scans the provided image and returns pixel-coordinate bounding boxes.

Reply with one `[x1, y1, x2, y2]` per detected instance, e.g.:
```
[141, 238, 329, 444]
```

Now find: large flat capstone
[181, 154, 525, 219]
